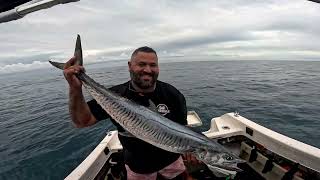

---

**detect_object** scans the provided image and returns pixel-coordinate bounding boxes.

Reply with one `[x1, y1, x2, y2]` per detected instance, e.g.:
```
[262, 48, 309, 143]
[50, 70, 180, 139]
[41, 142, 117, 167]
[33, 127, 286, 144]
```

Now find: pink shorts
[125, 156, 186, 180]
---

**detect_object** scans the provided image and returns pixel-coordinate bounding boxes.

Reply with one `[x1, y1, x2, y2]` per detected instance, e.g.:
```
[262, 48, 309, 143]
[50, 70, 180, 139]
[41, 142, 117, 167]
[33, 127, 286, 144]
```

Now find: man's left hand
[182, 153, 201, 165]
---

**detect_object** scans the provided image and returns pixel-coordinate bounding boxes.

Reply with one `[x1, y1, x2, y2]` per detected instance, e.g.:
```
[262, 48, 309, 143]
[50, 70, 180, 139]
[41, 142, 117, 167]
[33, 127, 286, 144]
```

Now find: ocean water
[0, 60, 319, 180]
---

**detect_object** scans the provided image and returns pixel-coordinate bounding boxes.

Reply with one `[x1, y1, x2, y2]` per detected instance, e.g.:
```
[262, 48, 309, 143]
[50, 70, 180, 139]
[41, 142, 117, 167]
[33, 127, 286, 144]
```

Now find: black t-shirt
[87, 80, 187, 173]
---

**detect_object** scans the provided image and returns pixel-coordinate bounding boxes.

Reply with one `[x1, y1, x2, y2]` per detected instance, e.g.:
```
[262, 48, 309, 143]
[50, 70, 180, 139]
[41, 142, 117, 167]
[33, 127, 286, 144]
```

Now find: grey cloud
[152, 31, 258, 52]
[0, 52, 62, 65]
[1, 0, 320, 65]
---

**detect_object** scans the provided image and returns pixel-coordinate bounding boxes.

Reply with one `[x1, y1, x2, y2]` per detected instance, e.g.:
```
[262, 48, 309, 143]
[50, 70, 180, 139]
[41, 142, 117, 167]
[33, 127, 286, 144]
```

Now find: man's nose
[143, 65, 152, 73]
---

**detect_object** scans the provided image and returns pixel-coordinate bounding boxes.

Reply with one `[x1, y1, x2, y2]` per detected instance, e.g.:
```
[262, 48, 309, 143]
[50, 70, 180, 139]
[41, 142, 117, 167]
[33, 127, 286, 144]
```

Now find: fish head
[211, 152, 245, 172]
[194, 147, 245, 173]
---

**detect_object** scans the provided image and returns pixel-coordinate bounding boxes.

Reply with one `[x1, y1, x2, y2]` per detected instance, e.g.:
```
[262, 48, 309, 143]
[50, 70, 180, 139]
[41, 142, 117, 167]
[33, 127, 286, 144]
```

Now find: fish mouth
[225, 165, 243, 172]
[235, 158, 246, 164]
[207, 165, 239, 177]
[214, 163, 243, 172]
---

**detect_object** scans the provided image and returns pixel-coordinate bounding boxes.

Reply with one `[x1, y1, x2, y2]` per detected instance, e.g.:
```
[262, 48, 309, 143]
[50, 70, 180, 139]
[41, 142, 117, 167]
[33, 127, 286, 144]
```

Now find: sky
[0, 0, 319, 74]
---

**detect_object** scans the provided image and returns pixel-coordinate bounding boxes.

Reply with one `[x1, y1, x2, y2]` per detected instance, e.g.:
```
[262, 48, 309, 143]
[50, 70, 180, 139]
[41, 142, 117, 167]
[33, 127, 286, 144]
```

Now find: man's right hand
[63, 56, 85, 89]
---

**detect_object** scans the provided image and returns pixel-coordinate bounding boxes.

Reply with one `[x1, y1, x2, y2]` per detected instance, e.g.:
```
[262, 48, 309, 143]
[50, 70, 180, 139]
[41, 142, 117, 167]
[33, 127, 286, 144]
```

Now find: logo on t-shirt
[156, 104, 170, 116]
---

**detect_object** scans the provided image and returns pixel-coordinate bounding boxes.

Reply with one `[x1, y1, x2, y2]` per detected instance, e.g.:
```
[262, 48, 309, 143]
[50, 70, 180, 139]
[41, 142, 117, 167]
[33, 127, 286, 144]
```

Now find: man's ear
[128, 61, 131, 71]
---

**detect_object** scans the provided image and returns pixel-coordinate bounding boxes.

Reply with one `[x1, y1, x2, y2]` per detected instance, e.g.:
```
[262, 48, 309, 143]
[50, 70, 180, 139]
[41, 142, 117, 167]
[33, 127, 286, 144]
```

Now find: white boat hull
[65, 112, 320, 180]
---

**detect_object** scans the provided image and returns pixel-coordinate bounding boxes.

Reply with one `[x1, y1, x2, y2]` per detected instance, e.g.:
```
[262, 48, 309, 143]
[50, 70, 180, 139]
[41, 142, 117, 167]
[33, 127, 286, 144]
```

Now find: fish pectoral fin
[148, 99, 157, 112]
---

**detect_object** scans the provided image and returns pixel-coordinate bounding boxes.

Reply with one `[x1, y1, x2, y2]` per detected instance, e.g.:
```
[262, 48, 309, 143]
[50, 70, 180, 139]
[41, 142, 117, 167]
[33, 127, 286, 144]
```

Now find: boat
[0, 0, 79, 24]
[64, 111, 320, 180]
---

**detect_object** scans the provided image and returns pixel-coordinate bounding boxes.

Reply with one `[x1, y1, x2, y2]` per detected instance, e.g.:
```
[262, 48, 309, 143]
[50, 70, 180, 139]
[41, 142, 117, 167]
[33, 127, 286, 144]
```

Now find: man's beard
[130, 70, 158, 89]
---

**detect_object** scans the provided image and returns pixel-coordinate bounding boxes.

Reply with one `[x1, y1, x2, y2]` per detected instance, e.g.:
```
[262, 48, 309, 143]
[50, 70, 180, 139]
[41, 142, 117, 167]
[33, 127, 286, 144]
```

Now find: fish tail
[48, 61, 65, 70]
[49, 34, 83, 69]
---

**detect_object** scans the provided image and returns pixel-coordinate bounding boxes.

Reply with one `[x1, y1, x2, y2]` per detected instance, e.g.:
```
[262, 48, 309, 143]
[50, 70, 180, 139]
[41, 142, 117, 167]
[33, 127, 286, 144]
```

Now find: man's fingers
[183, 153, 201, 165]
[183, 153, 190, 161]
[185, 153, 191, 163]
[191, 155, 198, 165]
[64, 65, 84, 74]
[71, 66, 84, 73]
[64, 56, 77, 69]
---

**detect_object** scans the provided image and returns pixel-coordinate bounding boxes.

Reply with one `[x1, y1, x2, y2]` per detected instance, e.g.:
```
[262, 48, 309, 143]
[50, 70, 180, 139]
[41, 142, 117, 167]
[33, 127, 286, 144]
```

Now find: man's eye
[138, 63, 146, 67]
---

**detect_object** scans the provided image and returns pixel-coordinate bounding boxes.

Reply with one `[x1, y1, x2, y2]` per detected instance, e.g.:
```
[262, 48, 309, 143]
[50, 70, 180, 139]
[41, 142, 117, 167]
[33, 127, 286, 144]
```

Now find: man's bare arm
[63, 56, 97, 128]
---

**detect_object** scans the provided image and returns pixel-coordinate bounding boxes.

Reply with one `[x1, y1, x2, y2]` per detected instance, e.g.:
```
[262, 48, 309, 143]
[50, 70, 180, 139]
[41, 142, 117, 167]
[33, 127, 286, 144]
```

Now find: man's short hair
[131, 46, 157, 59]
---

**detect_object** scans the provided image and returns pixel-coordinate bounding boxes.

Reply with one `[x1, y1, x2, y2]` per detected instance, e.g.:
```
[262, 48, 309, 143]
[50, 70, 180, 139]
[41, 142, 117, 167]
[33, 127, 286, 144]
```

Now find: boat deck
[65, 112, 320, 180]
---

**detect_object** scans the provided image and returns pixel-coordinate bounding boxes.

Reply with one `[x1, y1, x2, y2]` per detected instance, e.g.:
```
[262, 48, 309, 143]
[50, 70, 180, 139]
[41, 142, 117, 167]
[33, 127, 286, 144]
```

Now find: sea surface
[0, 60, 319, 180]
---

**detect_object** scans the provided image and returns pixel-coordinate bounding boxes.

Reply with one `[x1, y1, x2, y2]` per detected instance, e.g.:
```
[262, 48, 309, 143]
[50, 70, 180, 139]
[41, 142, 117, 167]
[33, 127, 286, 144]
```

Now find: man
[63, 46, 192, 180]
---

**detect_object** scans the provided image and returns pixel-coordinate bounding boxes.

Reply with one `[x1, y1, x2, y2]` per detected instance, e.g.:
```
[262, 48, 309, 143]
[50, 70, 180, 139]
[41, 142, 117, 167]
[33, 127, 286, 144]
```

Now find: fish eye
[222, 154, 233, 161]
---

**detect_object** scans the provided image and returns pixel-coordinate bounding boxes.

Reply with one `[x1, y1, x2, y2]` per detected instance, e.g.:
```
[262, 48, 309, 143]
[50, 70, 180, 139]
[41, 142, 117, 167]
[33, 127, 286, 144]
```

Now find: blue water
[0, 60, 319, 180]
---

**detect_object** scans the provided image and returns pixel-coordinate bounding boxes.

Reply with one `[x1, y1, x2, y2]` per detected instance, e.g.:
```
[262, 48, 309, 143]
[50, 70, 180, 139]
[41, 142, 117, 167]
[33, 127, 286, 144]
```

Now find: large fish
[49, 35, 245, 177]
